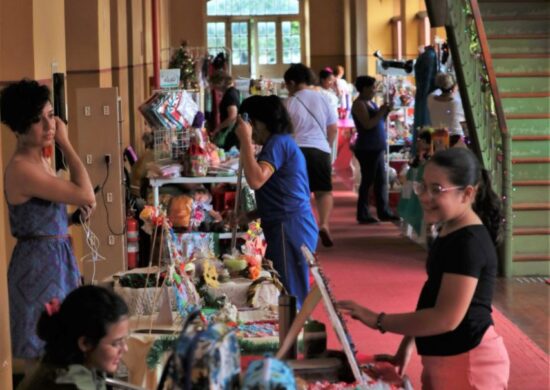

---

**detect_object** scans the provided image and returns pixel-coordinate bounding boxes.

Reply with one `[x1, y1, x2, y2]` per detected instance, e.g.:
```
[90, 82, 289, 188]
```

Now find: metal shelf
[150, 175, 239, 206]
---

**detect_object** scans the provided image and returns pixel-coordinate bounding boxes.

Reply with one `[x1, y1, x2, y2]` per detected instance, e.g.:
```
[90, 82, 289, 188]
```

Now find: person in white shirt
[284, 63, 338, 247]
[427, 73, 466, 146]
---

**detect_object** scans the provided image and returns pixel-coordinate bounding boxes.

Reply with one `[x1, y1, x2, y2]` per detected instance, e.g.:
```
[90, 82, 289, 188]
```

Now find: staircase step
[506, 113, 550, 119]
[488, 34, 549, 40]
[480, 1, 550, 18]
[493, 57, 550, 74]
[514, 228, 550, 235]
[512, 203, 550, 211]
[513, 209, 550, 227]
[489, 38, 550, 55]
[512, 235, 550, 256]
[502, 96, 550, 115]
[502, 92, 550, 98]
[512, 162, 549, 181]
[513, 254, 550, 262]
[511, 135, 550, 141]
[513, 180, 550, 186]
[510, 139, 550, 159]
[493, 53, 549, 59]
[484, 19, 550, 36]
[497, 78, 550, 94]
[508, 119, 550, 136]
[484, 15, 550, 21]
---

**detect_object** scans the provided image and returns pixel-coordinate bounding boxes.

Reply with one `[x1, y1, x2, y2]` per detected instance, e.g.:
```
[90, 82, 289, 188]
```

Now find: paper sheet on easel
[155, 285, 173, 326]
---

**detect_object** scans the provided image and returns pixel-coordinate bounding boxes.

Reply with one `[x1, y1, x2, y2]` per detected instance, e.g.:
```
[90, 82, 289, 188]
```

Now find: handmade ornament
[167, 195, 193, 229]
[203, 260, 220, 289]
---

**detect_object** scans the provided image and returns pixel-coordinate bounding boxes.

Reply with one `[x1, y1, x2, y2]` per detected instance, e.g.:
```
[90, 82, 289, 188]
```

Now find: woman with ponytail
[17, 286, 129, 390]
[234, 95, 318, 309]
[337, 148, 509, 389]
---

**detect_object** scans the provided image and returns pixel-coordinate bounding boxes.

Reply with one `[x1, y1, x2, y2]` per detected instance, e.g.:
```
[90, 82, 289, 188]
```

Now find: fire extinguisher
[126, 212, 139, 270]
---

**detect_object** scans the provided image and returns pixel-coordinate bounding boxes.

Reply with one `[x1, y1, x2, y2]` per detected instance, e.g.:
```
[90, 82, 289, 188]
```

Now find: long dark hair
[0, 79, 51, 134]
[429, 148, 503, 244]
[239, 95, 293, 135]
[37, 285, 128, 365]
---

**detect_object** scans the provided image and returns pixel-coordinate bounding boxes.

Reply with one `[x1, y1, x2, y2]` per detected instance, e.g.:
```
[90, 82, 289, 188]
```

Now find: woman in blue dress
[235, 95, 318, 308]
[1, 80, 95, 369]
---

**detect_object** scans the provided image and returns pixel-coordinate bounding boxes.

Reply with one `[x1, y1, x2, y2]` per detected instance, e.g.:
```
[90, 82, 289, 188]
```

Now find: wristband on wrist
[376, 312, 386, 334]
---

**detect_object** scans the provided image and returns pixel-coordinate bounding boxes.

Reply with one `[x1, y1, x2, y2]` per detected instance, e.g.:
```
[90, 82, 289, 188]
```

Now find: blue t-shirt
[255, 134, 312, 223]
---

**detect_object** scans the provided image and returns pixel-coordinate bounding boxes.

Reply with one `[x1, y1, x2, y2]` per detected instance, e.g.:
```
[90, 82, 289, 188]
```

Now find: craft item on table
[202, 259, 220, 289]
[204, 275, 279, 309]
[210, 298, 238, 323]
[246, 276, 284, 308]
[190, 188, 223, 231]
[146, 162, 182, 179]
[157, 310, 241, 390]
[167, 195, 193, 229]
[184, 144, 209, 177]
[241, 220, 266, 257]
[172, 232, 220, 259]
[242, 357, 296, 390]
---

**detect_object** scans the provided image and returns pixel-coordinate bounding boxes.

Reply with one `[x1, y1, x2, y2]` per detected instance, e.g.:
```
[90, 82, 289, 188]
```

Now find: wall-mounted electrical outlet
[103, 105, 110, 116]
[86, 154, 93, 164]
[106, 192, 113, 203]
[108, 235, 115, 246]
[84, 106, 91, 116]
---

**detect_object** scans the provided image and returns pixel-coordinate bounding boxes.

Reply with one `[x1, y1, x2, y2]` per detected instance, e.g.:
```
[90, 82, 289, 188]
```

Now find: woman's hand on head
[235, 115, 253, 142]
[54, 116, 70, 148]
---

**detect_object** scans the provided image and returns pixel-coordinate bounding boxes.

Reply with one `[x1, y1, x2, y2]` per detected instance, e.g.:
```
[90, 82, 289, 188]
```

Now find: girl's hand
[54, 116, 70, 149]
[375, 336, 414, 376]
[336, 300, 377, 328]
[235, 115, 253, 142]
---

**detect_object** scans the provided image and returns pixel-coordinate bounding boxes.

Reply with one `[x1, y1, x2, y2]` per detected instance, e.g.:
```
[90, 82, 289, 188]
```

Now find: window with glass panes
[206, 0, 301, 74]
[207, 22, 226, 56]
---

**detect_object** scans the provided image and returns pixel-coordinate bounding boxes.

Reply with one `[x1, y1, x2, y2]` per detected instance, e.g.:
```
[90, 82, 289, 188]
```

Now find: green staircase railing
[427, 0, 513, 276]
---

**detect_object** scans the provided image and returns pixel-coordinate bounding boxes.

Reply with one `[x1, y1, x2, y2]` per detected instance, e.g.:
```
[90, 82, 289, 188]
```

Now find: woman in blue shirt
[235, 95, 318, 307]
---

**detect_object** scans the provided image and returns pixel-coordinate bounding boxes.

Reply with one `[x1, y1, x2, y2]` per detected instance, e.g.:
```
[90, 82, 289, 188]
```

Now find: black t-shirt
[219, 86, 240, 122]
[415, 225, 497, 356]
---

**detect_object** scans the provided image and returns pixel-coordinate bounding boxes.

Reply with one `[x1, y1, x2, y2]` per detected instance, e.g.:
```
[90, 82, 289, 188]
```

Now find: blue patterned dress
[7, 198, 80, 359]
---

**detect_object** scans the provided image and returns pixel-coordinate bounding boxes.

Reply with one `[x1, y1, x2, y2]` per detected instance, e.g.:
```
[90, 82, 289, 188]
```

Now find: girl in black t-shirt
[337, 148, 509, 389]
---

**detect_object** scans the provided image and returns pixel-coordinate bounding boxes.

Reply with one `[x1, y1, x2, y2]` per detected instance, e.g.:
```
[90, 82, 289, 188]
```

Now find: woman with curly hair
[1, 79, 95, 369]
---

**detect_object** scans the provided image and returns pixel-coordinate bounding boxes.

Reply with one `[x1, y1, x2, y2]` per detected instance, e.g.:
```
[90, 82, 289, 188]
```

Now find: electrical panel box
[76, 87, 126, 282]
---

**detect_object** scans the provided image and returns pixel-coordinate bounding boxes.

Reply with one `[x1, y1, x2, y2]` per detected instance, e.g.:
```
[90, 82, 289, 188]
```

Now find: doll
[190, 188, 223, 231]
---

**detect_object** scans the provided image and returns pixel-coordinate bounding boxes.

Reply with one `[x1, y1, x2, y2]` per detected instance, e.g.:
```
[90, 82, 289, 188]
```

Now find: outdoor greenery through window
[282, 21, 301, 63]
[207, 0, 299, 16]
[257, 22, 276, 64]
[207, 22, 226, 56]
[231, 22, 248, 65]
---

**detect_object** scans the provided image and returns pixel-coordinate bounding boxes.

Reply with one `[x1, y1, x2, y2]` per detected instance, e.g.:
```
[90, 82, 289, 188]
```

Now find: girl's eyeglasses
[413, 182, 464, 198]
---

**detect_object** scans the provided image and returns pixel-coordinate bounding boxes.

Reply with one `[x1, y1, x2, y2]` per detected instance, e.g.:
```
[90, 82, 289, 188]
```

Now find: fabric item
[300, 147, 333, 192]
[421, 326, 510, 390]
[354, 149, 392, 220]
[351, 100, 387, 152]
[8, 197, 80, 359]
[262, 215, 318, 309]
[319, 88, 339, 115]
[416, 225, 498, 356]
[427, 93, 465, 135]
[242, 357, 296, 390]
[158, 312, 241, 390]
[255, 134, 313, 223]
[285, 89, 338, 153]
[16, 362, 106, 390]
